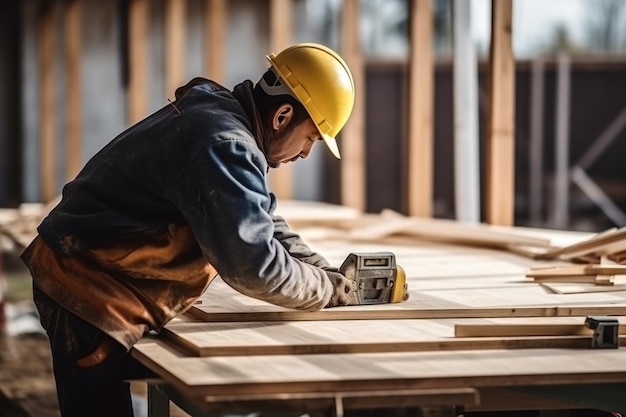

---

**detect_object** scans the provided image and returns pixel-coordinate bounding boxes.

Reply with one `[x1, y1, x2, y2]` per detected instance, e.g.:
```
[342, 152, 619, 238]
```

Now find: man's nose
[300, 141, 314, 159]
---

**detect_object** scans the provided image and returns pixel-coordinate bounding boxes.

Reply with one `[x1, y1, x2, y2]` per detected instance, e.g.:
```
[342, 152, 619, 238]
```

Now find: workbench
[123, 201, 626, 416]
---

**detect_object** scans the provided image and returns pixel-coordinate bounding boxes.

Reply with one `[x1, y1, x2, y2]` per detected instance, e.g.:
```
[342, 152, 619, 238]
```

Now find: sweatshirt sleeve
[269, 198, 333, 269]
[169, 134, 333, 311]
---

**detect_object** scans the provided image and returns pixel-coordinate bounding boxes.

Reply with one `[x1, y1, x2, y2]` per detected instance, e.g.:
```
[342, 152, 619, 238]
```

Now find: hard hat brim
[322, 134, 341, 159]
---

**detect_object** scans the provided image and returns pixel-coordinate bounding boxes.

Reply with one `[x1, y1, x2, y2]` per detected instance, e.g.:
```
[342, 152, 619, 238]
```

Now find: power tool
[338, 252, 409, 305]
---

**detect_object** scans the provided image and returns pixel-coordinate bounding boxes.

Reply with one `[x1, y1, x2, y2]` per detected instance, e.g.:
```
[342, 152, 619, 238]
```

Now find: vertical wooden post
[165, 0, 186, 98]
[127, 0, 149, 125]
[204, 0, 225, 83]
[38, 2, 56, 203]
[267, 0, 294, 200]
[340, 0, 365, 211]
[529, 58, 545, 226]
[65, 0, 82, 180]
[407, 0, 434, 217]
[551, 52, 571, 229]
[485, 0, 515, 226]
[452, 0, 480, 223]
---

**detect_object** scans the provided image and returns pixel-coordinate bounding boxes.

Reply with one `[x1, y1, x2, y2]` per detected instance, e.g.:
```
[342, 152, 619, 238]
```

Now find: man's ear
[272, 104, 293, 131]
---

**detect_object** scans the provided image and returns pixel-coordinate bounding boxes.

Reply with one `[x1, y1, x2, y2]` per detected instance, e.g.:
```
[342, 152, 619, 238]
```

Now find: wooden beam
[407, 0, 434, 217]
[38, 2, 56, 203]
[340, 0, 365, 211]
[127, 0, 149, 125]
[64, 0, 82, 181]
[267, 0, 294, 200]
[164, 0, 186, 98]
[485, 0, 515, 225]
[455, 318, 626, 338]
[452, 0, 480, 223]
[551, 52, 571, 228]
[204, 0, 225, 83]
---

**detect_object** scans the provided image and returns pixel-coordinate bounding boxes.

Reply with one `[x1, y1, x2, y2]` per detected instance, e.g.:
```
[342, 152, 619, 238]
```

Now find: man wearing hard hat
[21, 43, 355, 417]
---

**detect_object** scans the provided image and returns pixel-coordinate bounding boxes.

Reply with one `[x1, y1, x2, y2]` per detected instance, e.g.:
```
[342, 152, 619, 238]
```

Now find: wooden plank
[188, 304, 626, 322]
[526, 264, 626, 277]
[131, 338, 626, 398]
[163, 317, 626, 357]
[485, 0, 515, 226]
[164, 0, 186, 98]
[540, 282, 626, 295]
[127, 0, 149, 125]
[530, 275, 599, 284]
[38, 2, 56, 203]
[196, 388, 478, 413]
[551, 53, 571, 228]
[64, 0, 82, 180]
[543, 227, 626, 260]
[455, 317, 626, 337]
[204, 0, 225, 83]
[340, 0, 365, 211]
[348, 209, 552, 248]
[273, 200, 361, 225]
[452, 0, 480, 223]
[267, 0, 294, 200]
[189, 278, 626, 322]
[407, 0, 434, 217]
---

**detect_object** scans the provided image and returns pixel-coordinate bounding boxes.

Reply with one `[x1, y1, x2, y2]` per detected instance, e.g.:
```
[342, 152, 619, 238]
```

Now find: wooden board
[163, 316, 626, 357]
[540, 282, 626, 295]
[347, 210, 553, 248]
[543, 227, 626, 260]
[340, 0, 366, 211]
[455, 316, 626, 337]
[485, 0, 515, 226]
[131, 338, 626, 398]
[527, 264, 626, 277]
[407, 0, 434, 217]
[190, 234, 626, 322]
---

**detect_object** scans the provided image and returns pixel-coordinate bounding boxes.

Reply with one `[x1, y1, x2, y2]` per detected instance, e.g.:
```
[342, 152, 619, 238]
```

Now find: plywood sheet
[189, 276, 626, 322]
[191, 236, 626, 322]
[131, 338, 626, 398]
[163, 316, 626, 357]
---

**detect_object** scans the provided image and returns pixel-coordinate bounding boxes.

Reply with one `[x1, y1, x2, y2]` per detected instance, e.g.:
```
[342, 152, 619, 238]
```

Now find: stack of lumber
[0, 200, 56, 251]
[273, 201, 626, 297]
[276, 201, 626, 265]
[538, 227, 626, 264]
[525, 264, 626, 294]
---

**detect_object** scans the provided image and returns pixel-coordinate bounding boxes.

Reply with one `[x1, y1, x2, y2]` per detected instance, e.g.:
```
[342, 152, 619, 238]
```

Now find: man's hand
[325, 270, 352, 308]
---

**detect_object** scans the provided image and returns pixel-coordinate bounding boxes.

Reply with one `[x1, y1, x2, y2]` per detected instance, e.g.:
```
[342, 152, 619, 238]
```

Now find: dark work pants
[33, 283, 155, 417]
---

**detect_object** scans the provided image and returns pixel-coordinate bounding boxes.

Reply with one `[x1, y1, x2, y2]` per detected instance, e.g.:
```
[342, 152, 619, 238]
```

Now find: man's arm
[270, 204, 333, 269]
[169, 136, 334, 311]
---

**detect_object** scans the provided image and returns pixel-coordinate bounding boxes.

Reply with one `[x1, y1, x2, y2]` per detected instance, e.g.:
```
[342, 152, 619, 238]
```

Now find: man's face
[266, 105, 321, 167]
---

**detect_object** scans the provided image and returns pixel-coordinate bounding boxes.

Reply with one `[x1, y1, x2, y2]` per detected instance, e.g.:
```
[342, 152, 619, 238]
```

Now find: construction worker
[21, 43, 355, 417]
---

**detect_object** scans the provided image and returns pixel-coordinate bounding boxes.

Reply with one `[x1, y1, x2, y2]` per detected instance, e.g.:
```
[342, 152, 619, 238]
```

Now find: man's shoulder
[174, 77, 229, 100]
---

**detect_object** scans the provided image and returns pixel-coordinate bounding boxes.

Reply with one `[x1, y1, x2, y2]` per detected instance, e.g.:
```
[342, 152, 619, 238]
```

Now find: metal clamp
[584, 316, 619, 349]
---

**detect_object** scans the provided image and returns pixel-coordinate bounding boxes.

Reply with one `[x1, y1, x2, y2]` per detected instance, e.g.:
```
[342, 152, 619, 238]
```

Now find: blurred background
[0, 0, 625, 231]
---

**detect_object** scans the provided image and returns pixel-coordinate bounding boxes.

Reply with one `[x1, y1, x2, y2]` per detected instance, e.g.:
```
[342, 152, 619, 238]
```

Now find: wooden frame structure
[32, 0, 518, 224]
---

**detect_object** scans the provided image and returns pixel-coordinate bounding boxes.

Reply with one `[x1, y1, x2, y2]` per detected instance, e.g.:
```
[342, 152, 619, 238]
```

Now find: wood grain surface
[132, 337, 626, 398]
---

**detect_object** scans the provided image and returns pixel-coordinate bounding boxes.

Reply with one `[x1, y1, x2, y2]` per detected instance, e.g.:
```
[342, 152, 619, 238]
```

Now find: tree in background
[585, 0, 626, 54]
[309, 0, 453, 59]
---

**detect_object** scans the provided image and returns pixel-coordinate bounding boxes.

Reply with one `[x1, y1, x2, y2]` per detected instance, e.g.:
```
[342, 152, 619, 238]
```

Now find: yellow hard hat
[266, 43, 355, 159]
